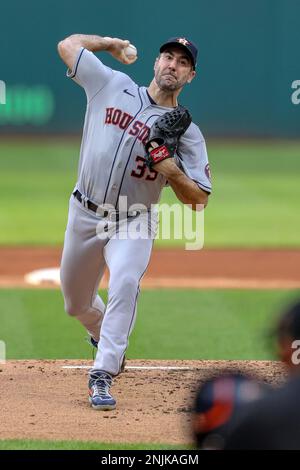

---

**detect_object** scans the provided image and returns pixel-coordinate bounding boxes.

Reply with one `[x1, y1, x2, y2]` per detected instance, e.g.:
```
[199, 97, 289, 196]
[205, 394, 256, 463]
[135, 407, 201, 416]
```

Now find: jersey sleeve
[66, 47, 114, 101]
[176, 123, 212, 194]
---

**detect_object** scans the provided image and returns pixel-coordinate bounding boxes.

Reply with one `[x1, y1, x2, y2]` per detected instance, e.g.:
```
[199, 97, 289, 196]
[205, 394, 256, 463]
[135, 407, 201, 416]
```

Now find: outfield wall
[0, 0, 299, 137]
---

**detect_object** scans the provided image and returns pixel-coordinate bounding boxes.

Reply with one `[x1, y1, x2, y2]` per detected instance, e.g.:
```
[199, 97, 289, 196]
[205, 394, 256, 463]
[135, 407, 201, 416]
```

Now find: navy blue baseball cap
[160, 37, 198, 69]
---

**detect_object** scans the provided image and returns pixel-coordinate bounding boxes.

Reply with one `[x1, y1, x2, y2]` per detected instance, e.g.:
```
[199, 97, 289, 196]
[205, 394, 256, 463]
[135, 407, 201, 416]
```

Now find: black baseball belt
[73, 190, 142, 219]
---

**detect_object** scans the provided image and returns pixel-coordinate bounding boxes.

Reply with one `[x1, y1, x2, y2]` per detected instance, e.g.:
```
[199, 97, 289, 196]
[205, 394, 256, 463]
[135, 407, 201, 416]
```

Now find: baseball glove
[144, 105, 192, 169]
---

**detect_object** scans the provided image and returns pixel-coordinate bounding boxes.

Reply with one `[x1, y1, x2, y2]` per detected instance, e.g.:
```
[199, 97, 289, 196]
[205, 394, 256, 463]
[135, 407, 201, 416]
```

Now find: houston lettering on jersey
[105, 107, 150, 145]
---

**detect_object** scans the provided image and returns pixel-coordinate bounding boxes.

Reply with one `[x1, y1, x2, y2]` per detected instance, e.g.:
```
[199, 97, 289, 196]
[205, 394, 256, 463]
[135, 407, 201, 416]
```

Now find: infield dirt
[0, 359, 286, 445]
[1, 247, 300, 289]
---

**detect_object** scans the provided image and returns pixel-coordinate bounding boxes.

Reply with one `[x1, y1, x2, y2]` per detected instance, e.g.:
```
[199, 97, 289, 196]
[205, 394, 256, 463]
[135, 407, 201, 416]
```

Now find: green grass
[0, 439, 188, 450]
[0, 139, 299, 246]
[1, 288, 298, 360]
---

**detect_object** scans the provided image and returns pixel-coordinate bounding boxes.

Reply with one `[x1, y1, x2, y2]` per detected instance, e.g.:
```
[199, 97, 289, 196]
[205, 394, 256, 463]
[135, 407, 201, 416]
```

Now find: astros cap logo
[177, 38, 190, 46]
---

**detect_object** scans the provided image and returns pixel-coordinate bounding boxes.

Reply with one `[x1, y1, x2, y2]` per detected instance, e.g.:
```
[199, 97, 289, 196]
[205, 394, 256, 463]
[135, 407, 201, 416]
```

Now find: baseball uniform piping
[177, 149, 212, 193]
[193, 180, 212, 193]
[67, 47, 85, 79]
[115, 111, 161, 209]
[103, 87, 144, 205]
[119, 240, 154, 370]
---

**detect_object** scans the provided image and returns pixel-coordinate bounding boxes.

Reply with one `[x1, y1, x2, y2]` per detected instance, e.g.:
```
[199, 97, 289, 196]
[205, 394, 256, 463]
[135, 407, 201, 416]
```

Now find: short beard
[158, 82, 178, 92]
[156, 74, 183, 92]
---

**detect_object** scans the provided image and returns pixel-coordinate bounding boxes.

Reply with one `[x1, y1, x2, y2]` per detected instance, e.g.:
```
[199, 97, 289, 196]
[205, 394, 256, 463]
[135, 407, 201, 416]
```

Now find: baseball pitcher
[57, 34, 211, 410]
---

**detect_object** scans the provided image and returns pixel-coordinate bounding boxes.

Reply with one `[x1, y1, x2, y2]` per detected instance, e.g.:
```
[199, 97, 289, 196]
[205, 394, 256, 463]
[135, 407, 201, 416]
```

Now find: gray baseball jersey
[67, 47, 211, 209]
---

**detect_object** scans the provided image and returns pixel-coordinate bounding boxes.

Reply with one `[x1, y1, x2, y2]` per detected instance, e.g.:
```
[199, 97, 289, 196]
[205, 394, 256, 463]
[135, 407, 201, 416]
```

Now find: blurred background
[0, 0, 299, 358]
[1, 0, 299, 137]
[0, 0, 299, 246]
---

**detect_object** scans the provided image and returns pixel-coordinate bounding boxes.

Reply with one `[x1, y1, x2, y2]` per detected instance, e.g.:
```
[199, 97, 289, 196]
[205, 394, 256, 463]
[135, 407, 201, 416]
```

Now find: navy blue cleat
[88, 370, 116, 410]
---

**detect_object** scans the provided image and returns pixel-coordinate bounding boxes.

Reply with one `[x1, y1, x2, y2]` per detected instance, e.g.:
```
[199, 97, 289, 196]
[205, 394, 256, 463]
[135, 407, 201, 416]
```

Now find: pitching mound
[0, 359, 286, 446]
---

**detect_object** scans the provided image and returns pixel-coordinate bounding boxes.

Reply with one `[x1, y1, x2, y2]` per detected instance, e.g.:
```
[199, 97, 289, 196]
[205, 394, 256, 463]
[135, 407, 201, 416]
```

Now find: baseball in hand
[124, 44, 137, 61]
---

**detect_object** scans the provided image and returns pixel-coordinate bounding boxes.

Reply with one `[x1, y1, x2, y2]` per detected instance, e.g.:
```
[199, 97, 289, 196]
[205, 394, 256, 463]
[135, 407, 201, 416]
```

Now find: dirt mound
[0, 359, 285, 445]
